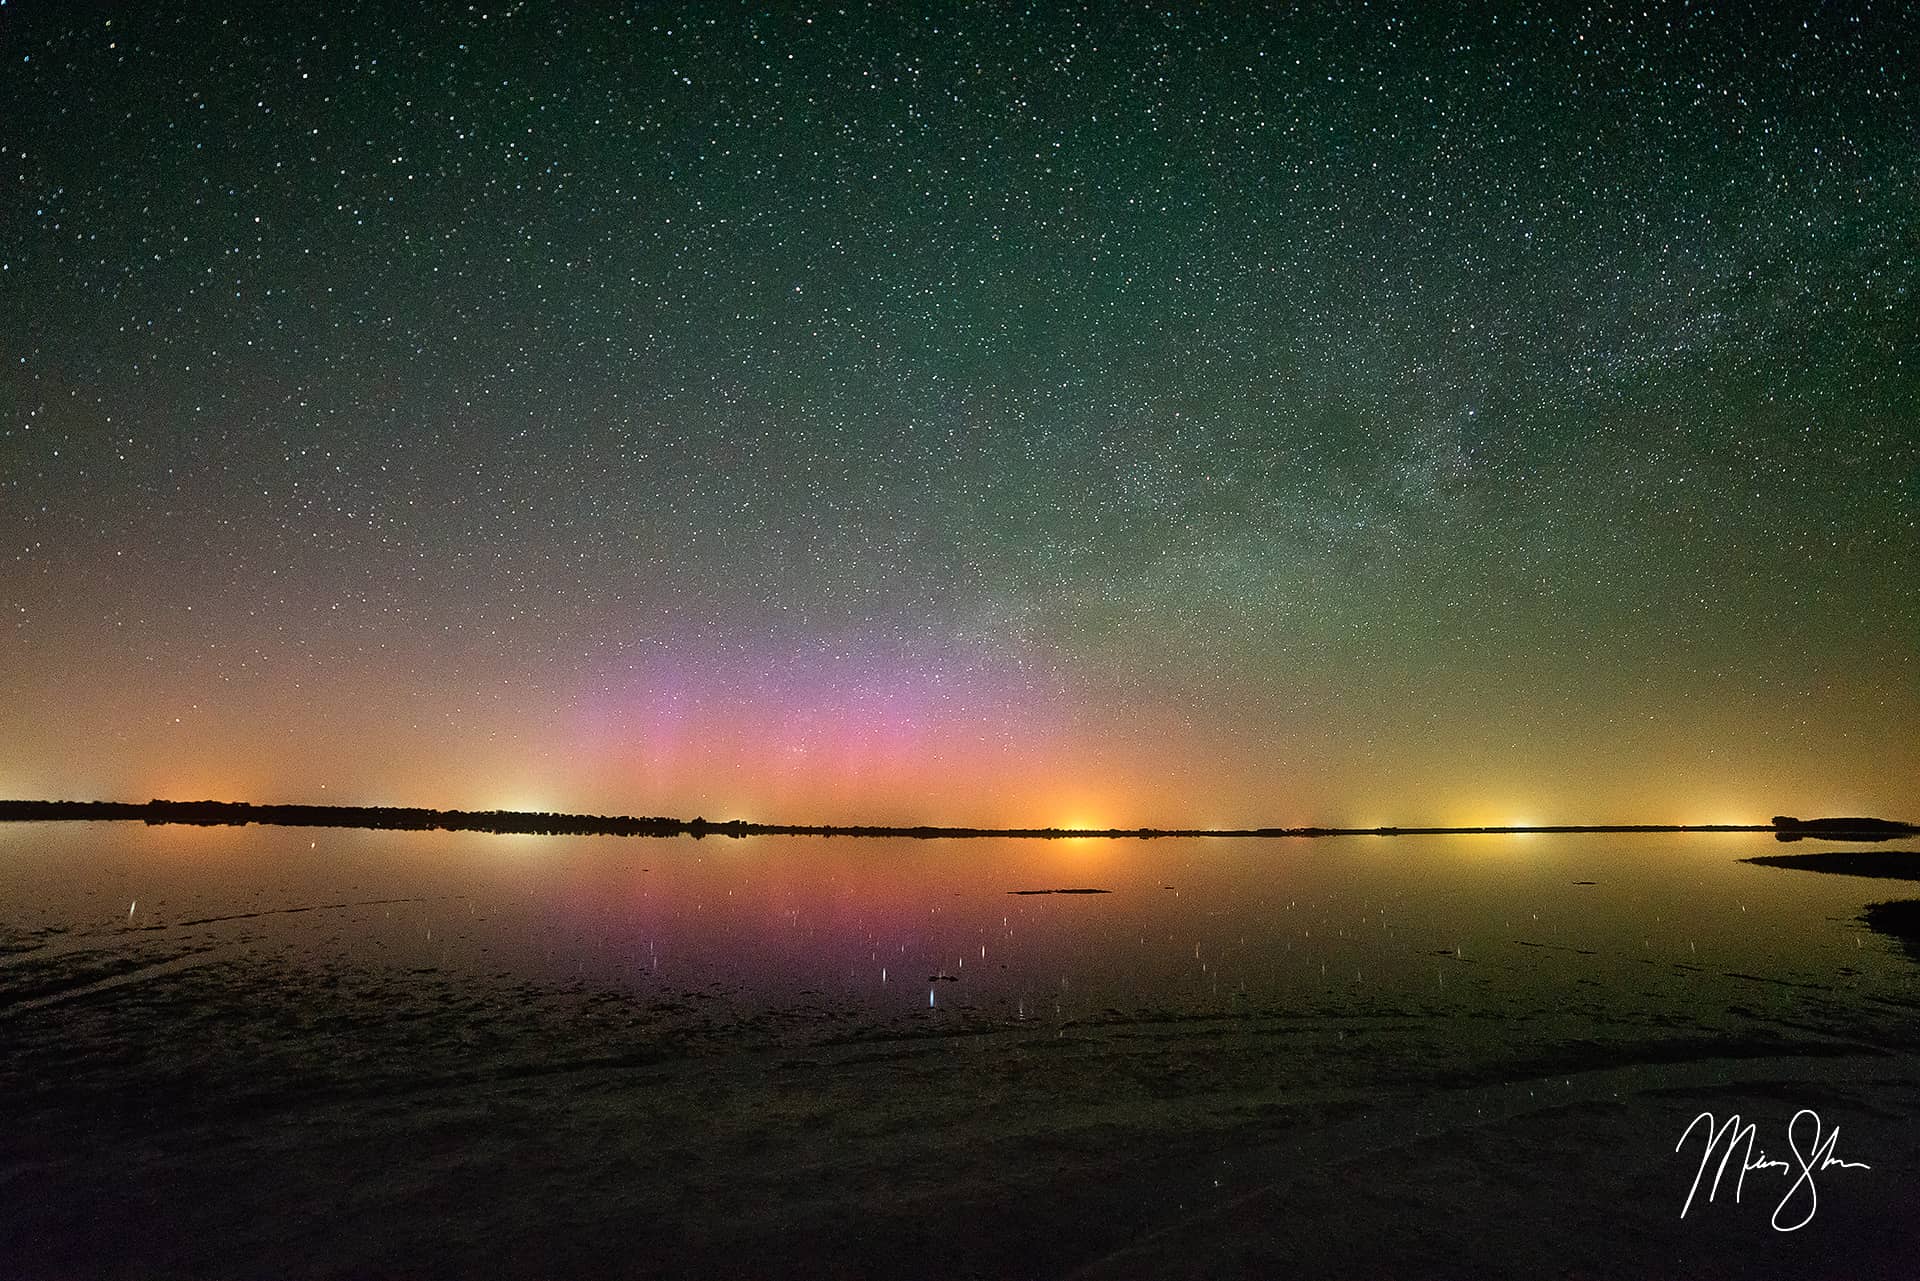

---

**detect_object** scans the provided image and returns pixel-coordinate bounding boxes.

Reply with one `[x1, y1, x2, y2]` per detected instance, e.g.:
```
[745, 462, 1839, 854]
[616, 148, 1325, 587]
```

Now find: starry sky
[3, 1, 1915, 827]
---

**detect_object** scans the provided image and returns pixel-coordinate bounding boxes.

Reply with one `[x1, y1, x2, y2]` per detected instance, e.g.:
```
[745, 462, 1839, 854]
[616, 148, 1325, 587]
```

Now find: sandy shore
[6, 951, 1918, 1278]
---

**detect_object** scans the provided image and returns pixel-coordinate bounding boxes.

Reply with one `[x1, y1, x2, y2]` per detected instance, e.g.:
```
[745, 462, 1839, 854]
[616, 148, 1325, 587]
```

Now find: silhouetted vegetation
[1744, 850, 1920, 880]
[1771, 815, 1919, 842]
[0, 797, 1840, 840]
[1861, 900, 1920, 963]
[0, 798, 696, 838]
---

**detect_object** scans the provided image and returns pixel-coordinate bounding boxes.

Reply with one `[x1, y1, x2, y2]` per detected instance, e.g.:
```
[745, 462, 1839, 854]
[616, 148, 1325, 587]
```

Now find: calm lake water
[5, 822, 1918, 1278]
[4, 823, 1913, 1029]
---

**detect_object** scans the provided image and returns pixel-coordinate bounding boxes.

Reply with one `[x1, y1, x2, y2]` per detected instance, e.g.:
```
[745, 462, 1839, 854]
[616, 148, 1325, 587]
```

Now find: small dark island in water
[1772, 815, 1920, 842]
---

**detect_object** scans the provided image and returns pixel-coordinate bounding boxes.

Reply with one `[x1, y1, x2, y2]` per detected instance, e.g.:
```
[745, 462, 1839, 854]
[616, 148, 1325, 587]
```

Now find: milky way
[4, 2, 1915, 824]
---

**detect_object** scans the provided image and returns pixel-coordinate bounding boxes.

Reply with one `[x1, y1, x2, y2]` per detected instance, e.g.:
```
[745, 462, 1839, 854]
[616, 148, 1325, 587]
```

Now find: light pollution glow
[2, 4, 1914, 826]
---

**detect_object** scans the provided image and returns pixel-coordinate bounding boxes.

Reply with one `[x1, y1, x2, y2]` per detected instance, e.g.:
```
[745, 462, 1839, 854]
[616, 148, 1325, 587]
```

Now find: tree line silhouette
[10, 798, 1906, 840]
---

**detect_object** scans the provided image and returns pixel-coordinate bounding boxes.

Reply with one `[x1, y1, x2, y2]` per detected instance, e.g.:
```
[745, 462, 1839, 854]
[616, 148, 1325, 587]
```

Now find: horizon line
[2, 798, 1913, 841]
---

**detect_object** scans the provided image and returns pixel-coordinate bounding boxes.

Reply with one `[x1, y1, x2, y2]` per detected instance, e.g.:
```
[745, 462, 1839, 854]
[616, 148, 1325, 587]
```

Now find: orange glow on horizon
[3, 692, 1905, 831]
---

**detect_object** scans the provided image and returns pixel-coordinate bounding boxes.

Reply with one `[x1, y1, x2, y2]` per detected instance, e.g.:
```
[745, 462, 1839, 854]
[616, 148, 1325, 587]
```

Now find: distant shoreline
[6, 798, 1909, 841]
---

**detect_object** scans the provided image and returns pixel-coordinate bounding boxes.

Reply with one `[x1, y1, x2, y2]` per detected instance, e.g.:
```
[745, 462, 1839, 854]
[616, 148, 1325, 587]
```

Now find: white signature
[1676, 1108, 1871, 1231]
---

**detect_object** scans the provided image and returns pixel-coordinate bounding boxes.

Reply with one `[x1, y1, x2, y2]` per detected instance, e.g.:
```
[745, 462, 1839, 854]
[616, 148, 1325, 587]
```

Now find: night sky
[4, 2, 1915, 827]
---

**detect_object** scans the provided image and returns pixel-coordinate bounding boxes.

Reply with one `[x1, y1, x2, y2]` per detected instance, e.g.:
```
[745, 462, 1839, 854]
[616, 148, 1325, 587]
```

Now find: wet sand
[7, 975, 1916, 1277]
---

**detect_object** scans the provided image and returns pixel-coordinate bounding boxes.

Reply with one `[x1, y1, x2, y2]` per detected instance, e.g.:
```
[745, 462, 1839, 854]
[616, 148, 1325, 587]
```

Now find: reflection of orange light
[488, 831, 555, 853]
[1045, 801, 1113, 853]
